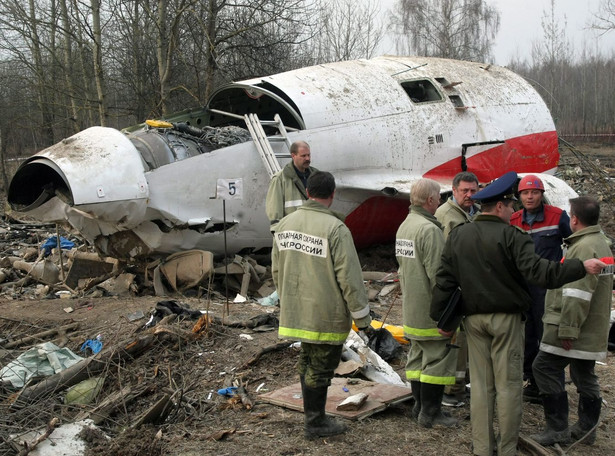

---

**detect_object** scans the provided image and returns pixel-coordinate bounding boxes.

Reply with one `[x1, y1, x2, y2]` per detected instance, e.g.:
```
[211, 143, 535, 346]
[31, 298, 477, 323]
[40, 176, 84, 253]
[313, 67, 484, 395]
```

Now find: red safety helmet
[518, 174, 544, 192]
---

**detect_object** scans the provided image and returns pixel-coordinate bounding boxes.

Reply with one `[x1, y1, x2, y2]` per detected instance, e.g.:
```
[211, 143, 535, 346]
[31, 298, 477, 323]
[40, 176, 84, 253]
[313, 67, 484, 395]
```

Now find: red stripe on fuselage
[345, 196, 409, 249]
[423, 131, 559, 182]
[346, 131, 558, 249]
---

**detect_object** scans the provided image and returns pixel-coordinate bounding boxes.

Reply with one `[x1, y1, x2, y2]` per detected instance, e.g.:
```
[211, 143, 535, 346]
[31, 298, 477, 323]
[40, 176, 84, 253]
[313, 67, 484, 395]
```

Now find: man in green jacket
[266, 140, 318, 232]
[397, 178, 457, 428]
[430, 171, 606, 456]
[531, 196, 613, 446]
[272, 171, 371, 440]
[435, 171, 480, 406]
[435, 171, 480, 238]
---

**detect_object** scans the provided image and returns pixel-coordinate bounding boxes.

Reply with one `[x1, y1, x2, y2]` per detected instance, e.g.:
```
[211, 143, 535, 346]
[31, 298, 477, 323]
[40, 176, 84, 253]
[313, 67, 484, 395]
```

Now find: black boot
[531, 391, 571, 446]
[570, 395, 602, 445]
[303, 385, 347, 439]
[410, 381, 421, 420]
[417, 383, 457, 428]
[523, 379, 542, 404]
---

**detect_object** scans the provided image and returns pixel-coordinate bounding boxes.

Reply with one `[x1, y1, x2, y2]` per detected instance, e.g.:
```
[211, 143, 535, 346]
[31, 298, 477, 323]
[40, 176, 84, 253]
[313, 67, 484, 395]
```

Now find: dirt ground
[1, 142, 615, 456]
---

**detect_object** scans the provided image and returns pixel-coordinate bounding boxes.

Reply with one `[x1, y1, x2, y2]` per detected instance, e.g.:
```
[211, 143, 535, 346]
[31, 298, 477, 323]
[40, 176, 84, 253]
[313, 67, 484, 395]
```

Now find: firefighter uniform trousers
[405, 338, 457, 385]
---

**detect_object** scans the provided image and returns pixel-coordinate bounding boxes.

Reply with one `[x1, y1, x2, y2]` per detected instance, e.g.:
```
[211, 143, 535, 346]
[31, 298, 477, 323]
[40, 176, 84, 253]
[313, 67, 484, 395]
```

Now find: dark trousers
[523, 287, 546, 381]
[297, 342, 343, 389]
[533, 350, 600, 399]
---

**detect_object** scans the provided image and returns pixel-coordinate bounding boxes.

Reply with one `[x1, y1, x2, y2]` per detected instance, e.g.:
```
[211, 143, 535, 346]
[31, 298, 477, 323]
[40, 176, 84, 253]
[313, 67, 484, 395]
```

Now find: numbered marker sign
[216, 178, 243, 200]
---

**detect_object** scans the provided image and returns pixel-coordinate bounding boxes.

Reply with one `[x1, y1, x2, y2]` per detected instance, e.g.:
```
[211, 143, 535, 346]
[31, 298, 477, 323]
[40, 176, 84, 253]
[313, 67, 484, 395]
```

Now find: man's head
[290, 141, 311, 172]
[518, 174, 545, 213]
[480, 199, 516, 223]
[452, 171, 479, 211]
[411, 178, 441, 215]
[569, 196, 600, 232]
[307, 171, 335, 207]
[471, 171, 518, 222]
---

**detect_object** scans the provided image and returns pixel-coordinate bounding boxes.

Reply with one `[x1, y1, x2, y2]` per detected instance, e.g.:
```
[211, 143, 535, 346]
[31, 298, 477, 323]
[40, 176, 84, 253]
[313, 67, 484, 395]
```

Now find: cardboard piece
[258, 377, 412, 420]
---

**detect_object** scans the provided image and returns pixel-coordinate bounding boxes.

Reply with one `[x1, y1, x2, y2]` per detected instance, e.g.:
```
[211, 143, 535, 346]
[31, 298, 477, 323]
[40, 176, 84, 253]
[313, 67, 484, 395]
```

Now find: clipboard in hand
[437, 286, 464, 332]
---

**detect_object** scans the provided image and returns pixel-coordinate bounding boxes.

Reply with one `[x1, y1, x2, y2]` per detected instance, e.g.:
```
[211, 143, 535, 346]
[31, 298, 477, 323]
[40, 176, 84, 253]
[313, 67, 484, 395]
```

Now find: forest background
[0, 0, 614, 192]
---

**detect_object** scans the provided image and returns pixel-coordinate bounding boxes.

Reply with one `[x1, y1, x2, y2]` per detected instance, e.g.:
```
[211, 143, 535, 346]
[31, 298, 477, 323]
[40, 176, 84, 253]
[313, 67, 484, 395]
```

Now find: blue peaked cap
[471, 171, 518, 203]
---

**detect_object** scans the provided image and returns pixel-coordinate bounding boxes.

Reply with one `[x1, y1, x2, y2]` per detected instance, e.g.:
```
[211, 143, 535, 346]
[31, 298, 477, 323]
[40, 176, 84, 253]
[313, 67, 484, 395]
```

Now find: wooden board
[258, 377, 412, 420]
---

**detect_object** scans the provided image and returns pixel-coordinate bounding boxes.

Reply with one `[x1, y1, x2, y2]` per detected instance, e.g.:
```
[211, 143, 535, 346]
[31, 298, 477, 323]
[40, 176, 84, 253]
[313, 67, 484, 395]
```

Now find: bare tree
[389, 0, 500, 62]
[592, 0, 615, 34]
[530, 0, 572, 115]
[314, 0, 383, 63]
[200, 0, 315, 100]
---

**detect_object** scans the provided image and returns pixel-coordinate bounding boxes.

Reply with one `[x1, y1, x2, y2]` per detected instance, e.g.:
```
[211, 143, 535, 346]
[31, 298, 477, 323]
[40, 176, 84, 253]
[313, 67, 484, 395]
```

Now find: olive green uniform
[396, 206, 456, 385]
[435, 196, 478, 238]
[435, 197, 478, 397]
[534, 225, 613, 397]
[265, 162, 318, 232]
[272, 199, 371, 388]
[432, 214, 586, 456]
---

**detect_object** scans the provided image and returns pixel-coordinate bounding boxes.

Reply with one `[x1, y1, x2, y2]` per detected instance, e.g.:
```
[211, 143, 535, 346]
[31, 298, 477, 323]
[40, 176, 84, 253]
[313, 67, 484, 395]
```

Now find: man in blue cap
[430, 171, 606, 456]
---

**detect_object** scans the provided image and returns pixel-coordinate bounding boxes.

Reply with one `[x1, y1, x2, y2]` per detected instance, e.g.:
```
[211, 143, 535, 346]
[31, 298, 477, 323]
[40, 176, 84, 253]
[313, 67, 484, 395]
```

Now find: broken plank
[240, 341, 293, 369]
[4, 322, 80, 349]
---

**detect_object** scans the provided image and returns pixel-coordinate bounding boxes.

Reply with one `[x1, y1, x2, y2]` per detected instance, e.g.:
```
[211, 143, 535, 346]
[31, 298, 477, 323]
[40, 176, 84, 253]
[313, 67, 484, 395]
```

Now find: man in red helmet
[510, 174, 572, 403]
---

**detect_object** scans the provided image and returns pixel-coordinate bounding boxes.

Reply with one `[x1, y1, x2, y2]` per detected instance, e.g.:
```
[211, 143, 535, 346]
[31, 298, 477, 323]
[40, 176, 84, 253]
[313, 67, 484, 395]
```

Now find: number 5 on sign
[216, 178, 243, 200]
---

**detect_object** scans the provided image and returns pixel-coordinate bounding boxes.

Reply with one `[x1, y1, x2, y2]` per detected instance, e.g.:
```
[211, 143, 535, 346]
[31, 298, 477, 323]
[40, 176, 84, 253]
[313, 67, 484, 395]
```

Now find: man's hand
[561, 339, 573, 351]
[357, 325, 374, 344]
[438, 328, 455, 338]
[583, 258, 607, 274]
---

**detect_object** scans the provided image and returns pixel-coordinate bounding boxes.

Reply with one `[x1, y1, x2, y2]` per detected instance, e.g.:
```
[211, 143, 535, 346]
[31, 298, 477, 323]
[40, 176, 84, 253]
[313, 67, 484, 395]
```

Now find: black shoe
[442, 393, 465, 407]
[523, 381, 541, 404]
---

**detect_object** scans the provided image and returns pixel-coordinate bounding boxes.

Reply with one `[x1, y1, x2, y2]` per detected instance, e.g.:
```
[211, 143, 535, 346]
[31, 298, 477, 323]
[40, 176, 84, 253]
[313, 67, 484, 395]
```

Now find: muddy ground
[1, 142, 615, 456]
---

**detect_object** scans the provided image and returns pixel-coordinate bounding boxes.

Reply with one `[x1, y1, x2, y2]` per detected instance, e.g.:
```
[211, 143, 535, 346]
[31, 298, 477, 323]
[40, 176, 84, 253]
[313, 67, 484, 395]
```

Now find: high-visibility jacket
[510, 204, 571, 262]
[540, 225, 613, 360]
[396, 206, 446, 340]
[272, 200, 371, 344]
[265, 162, 318, 232]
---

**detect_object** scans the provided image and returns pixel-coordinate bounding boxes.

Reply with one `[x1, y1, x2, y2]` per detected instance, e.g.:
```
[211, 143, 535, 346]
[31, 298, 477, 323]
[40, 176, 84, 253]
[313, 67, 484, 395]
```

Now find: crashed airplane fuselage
[9, 56, 564, 258]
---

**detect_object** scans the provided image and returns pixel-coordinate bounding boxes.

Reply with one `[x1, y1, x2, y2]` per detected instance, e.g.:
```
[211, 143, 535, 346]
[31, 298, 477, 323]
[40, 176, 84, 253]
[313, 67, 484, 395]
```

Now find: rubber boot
[570, 395, 602, 445]
[531, 391, 571, 446]
[410, 381, 421, 420]
[417, 383, 458, 428]
[303, 385, 347, 439]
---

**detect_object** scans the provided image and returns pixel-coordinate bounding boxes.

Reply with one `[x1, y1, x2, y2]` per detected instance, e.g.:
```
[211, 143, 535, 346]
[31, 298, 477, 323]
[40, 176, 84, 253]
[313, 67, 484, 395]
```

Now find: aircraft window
[401, 80, 442, 103]
[435, 77, 450, 86]
[449, 95, 465, 108]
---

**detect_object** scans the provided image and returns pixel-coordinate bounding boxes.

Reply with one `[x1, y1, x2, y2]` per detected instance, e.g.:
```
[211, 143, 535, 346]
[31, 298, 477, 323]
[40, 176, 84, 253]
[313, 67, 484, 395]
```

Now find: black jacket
[430, 214, 585, 319]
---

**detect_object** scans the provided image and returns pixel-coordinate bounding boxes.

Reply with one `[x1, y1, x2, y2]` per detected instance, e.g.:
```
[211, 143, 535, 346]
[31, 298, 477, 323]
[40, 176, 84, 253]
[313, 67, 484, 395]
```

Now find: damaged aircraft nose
[8, 158, 73, 211]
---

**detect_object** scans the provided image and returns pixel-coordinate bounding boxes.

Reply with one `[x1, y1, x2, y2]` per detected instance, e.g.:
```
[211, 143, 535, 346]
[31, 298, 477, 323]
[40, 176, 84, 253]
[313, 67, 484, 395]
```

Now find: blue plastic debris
[80, 339, 103, 355]
[40, 236, 75, 257]
[217, 386, 238, 396]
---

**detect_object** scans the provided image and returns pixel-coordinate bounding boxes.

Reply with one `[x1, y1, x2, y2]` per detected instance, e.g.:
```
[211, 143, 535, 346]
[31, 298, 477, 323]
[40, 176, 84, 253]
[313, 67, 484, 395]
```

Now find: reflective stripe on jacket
[272, 200, 371, 344]
[396, 206, 446, 340]
[540, 225, 613, 360]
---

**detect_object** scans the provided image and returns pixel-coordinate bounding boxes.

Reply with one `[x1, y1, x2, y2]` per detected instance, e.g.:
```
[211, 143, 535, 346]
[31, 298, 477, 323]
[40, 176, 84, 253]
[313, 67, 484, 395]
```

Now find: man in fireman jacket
[272, 171, 371, 439]
[531, 196, 613, 446]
